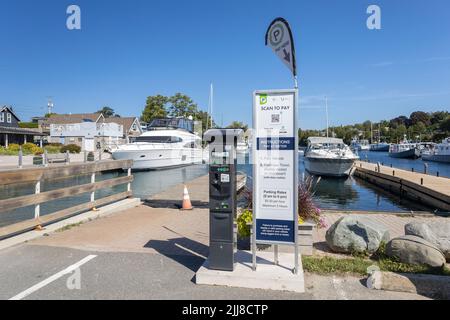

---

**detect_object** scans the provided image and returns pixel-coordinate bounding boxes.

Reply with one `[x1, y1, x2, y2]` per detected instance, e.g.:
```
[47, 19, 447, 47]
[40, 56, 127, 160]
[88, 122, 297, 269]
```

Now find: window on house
[132, 124, 137, 131]
[0, 112, 4, 122]
[7, 113, 11, 123]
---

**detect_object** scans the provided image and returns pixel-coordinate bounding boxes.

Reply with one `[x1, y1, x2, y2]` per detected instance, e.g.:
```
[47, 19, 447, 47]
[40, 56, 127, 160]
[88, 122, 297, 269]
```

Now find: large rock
[325, 216, 390, 254]
[405, 221, 450, 260]
[386, 235, 446, 268]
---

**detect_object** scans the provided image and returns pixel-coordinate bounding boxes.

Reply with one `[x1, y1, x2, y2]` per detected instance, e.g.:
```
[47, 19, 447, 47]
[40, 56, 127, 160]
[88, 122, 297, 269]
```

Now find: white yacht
[236, 141, 249, 154]
[112, 118, 203, 170]
[304, 137, 359, 177]
[421, 137, 450, 163]
[351, 139, 370, 151]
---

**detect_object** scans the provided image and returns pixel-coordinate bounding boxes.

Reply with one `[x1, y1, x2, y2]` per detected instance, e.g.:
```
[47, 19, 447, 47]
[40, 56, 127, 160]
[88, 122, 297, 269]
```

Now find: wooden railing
[0, 159, 133, 239]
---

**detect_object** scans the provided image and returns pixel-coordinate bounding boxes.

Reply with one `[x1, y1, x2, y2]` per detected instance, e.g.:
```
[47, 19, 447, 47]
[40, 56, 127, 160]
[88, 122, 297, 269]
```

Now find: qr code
[271, 114, 280, 123]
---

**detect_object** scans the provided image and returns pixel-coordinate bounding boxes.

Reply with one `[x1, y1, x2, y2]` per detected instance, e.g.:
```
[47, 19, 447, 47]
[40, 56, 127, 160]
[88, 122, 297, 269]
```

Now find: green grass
[302, 255, 450, 277]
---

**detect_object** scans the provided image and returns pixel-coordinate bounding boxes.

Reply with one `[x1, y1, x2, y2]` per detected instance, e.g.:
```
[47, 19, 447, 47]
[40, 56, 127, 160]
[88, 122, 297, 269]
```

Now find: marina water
[1, 151, 448, 228]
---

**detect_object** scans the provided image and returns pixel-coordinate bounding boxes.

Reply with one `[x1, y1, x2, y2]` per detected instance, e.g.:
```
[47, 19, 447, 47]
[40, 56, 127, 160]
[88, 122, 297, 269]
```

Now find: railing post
[423, 163, 428, 175]
[99, 150, 102, 161]
[66, 150, 70, 164]
[44, 149, 48, 167]
[34, 180, 42, 230]
[84, 150, 87, 163]
[127, 167, 132, 194]
[91, 172, 98, 211]
[18, 146, 23, 169]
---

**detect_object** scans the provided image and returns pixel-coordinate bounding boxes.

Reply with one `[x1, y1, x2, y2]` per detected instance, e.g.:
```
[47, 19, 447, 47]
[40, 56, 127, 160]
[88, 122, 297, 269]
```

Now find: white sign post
[252, 89, 299, 274]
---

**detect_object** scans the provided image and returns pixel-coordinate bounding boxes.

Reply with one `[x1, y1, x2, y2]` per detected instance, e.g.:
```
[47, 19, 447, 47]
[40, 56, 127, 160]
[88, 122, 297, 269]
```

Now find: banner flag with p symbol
[265, 17, 297, 77]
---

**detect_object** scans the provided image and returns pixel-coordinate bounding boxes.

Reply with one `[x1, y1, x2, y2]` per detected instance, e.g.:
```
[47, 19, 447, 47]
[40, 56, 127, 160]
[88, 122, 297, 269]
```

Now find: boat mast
[325, 96, 329, 138]
[209, 83, 214, 129]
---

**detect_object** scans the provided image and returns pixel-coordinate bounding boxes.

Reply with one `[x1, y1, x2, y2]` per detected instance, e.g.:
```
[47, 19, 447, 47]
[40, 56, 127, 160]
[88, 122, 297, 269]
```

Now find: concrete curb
[0, 197, 142, 251]
[367, 270, 450, 299]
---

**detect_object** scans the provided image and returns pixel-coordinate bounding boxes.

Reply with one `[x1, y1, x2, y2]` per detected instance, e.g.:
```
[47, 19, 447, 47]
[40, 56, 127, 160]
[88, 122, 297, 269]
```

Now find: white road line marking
[9, 255, 97, 300]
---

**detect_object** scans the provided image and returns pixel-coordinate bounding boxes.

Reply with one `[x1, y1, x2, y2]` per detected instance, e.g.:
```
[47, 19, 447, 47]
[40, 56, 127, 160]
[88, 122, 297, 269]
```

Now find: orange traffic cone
[181, 185, 193, 210]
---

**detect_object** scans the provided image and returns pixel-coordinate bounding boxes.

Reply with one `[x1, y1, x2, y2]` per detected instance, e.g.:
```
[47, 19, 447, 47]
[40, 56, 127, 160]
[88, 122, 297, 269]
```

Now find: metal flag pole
[294, 75, 299, 275]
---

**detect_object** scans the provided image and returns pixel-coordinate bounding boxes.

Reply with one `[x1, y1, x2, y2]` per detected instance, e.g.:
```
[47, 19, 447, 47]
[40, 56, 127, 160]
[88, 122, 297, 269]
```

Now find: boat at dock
[351, 139, 370, 151]
[421, 137, 450, 163]
[388, 137, 420, 159]
[304, 137, 359, 178]
[112, 118, 203, 170]
[370, 142, 390, 152]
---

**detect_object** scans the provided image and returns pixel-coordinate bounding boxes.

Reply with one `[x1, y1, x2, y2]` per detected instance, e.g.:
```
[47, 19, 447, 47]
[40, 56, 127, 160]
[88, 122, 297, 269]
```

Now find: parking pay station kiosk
[204, 129, 243, 271]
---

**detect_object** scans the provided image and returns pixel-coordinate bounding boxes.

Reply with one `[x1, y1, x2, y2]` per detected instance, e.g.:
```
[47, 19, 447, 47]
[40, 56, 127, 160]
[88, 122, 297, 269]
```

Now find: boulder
[325, 216, 390, 254]
[405, 221, 450, 260]
[386, 235, 446, 268]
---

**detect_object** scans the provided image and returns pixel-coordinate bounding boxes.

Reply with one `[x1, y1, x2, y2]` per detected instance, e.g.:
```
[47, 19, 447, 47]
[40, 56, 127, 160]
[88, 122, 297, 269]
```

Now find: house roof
[105, 117, 141, 134]
[45, 113, 104, 125]
[0, 126, 48, 136]
[1, 106, 21, 122]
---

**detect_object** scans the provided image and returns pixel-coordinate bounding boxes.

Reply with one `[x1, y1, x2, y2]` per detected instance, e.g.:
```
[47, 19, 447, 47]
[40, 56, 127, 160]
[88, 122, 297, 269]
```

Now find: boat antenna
[325, 96, 329, 138]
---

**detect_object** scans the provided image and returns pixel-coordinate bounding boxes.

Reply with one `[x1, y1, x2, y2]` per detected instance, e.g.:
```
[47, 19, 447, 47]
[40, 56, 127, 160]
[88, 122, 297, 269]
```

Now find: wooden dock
[353, 161, 450, 212]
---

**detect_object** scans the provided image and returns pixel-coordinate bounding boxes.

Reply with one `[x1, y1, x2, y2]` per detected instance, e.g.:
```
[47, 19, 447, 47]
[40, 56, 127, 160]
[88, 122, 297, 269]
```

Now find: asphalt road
[0, 244, 428, 300]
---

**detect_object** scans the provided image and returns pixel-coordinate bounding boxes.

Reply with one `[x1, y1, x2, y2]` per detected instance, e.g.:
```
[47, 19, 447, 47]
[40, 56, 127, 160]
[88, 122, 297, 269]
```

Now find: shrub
[46, 143, 63, 147]
[60, 144, 81, 154]
[44, 145, 61, 154]
[298, 176, 326, 229]
[7, 144, 20, 152]
[22, 142, 37, 153]
[237, 209, 253, 238]
[32, 146, 44, 155]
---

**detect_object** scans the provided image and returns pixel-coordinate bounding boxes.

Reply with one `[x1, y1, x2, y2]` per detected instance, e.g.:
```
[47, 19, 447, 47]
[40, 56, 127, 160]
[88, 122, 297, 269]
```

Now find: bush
[7, 144, 20, 152]
[46, 143, 63, 147]
[22, 142, 37, 153]
[60, 144, 81, 154]
[0, 146, 18, 155]
[44, 145, 61, 154]
[32, 147, 44, 155]
[298, 176, 327, 229]
[237, 209, 253, 238]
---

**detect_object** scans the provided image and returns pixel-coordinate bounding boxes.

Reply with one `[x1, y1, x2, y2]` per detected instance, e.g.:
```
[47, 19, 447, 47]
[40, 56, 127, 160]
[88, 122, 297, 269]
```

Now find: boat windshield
[133, 136, 183, 143]
[311, 143, 345, 150]
[149, 118, 194, 132]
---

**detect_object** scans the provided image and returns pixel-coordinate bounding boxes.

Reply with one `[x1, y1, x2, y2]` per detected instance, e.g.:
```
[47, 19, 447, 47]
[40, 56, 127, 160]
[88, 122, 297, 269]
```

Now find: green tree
[226, 121, 248, 131]
[195, 110, 216, 132]
[96, 106, 115, 118]
[440, 116, 450, 132]
[141, 95, 168, 123]
[410, 111, 431, 126]
[168, 93, 198, 118]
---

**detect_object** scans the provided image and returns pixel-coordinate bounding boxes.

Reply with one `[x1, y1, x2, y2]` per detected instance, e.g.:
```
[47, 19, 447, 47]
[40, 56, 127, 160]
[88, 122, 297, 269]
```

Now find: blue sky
[0, 0, 449, 129]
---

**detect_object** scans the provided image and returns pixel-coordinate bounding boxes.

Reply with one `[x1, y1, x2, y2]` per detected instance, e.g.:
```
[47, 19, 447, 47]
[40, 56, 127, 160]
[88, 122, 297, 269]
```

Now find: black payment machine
[203, 129, 243, 271]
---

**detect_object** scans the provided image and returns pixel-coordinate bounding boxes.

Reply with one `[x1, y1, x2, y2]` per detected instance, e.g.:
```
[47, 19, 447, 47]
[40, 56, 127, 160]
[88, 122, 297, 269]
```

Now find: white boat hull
[112, 149, 203, 170]
[304, 157, 355, 177]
